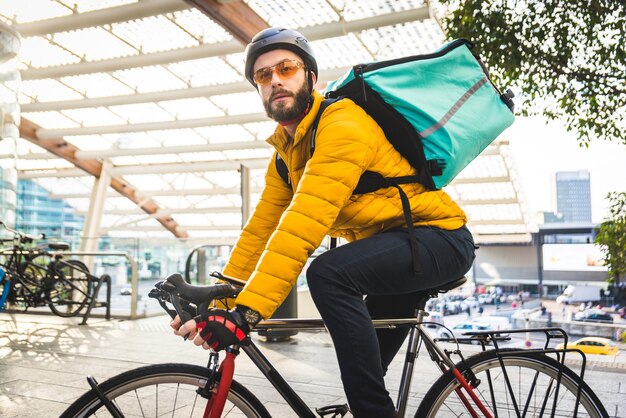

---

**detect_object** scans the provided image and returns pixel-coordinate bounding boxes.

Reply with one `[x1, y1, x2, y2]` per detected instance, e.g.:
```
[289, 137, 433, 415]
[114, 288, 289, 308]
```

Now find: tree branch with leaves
[595, 192, 626, 285]
[438, 0, 625, 146]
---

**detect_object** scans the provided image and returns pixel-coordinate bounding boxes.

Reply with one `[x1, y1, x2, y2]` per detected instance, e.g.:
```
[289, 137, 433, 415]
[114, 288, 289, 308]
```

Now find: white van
[472, 315, 511, 331]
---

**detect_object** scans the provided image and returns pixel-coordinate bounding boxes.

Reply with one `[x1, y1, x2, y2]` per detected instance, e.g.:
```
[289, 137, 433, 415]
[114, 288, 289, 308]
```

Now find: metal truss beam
[456, 198, 519, 206]
[4, 141, 271, 160]
[75, 141, 272, 159]
[18, 117, 189, 239]
[469, 219, 526, 226]
[103, 225, 242, 232]
[451, 176, 511, 185]
[472, 233, 532, 244]
[18, 157, 269, 178]
[22, 7, 429, 80]
[13, 0, 191, 37]
[22, 67, 348, 112]
[49, 186, 262, 199]
[35, 113, 267, 138]
[76, 206, 240, 216]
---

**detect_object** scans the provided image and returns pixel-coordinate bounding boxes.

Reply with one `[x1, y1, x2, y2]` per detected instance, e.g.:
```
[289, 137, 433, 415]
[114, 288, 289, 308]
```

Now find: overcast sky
[506, 116, 626, 224]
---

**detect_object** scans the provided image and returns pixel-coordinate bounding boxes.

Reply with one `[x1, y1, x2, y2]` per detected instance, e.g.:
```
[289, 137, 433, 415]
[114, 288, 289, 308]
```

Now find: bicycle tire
[416, 348, 609, 417]
[60, 363, 271, 418]
[0, 267, 8, 311]
[48, 259, 92, 317]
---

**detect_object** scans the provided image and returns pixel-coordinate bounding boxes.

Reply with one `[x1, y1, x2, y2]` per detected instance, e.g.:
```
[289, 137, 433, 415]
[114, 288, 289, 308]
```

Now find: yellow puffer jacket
[224, 91, 467, 319]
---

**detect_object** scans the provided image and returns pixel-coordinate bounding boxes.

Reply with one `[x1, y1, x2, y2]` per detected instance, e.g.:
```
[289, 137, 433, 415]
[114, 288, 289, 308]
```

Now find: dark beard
[263, 82, 310, 123]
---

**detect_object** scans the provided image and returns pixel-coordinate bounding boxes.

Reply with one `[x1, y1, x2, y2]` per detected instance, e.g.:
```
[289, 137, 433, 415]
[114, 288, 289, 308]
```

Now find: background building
[16, 179, 84, 240]
[555, 170, 592, 223]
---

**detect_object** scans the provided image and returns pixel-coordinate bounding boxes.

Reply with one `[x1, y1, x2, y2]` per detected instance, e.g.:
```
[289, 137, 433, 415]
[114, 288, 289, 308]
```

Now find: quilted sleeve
[235, 101, 380, 318]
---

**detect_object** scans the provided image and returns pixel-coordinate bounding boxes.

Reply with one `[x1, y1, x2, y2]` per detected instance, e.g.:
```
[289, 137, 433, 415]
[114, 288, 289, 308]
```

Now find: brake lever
[151, 279, 196, 340]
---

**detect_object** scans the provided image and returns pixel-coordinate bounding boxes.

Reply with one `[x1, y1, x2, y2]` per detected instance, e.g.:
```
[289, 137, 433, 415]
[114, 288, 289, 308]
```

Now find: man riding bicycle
[172, 27, 476, 417]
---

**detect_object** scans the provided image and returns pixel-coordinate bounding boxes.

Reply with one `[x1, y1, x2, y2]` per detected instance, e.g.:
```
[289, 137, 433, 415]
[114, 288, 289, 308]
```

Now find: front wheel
[416, 348, 608, 417]
[48, 259, 92, 317]
[60, 363, 271, 418]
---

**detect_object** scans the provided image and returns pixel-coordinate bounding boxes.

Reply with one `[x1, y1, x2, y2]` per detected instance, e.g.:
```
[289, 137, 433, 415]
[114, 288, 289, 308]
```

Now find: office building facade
[555, 170, 592, 223]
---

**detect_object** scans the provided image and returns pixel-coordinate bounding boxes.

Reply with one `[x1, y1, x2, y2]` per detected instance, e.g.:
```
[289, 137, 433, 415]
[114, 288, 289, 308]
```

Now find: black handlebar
[149, 272, 242, 325]
[0, 221, 46, 243]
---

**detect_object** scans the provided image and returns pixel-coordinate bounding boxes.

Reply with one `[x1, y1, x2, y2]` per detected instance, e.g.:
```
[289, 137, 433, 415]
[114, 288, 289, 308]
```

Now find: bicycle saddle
[48, 242, 70, 250]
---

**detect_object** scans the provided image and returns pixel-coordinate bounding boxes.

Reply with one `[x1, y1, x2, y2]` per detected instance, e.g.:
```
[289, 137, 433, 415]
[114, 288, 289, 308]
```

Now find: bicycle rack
[80, 274, 112, 325]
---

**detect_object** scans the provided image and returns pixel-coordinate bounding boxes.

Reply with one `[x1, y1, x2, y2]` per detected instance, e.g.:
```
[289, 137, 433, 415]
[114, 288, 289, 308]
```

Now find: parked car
[573, 309, 614, 323]
[463, 296, 481, 311]
[437, 321, 509, 344]
[556, 337, 619, 356]
[477, 293, 494, 305]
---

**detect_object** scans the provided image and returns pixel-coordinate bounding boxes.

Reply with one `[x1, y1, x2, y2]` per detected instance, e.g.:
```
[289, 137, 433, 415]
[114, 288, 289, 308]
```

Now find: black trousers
[306, 226, 476, 417]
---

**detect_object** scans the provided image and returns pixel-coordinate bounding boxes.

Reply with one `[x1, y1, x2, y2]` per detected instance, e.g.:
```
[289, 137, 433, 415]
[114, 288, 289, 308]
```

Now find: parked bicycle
[61, 271, 609, 417]
[0, 221, 93, 317]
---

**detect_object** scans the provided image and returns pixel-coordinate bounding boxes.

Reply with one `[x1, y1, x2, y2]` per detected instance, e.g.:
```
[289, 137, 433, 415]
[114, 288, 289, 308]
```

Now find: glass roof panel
[242, 121, 276, 140]
[210, 92, 265, 115]
[360, 21, 445, 60]
[453, 183, 517, 201]
[54, 27, 139, 61]
[149, 128, 207, 146]
[171, 9, 233, 43]
[194, 125, 256, 142]
[313, 35, 373, 69]
[123, 174, 170, 190]
[19, 37, 81, 68]
[16, 158, 74, 170]
[113, 154, 181, 166]
[20, 79, 83, 102]
[23, 111, 80, 129]
[71, 0, 138, 13]
[62, 107, 128, 127]
[111, 15, 197, 54]
[458, 155, 508, 179]
[108, 102, 175, 124]
[473, 224, 530, 235]
[464, 204, 522, 221]
[247, 0, 338, 27]
[157, 98, 224, 119]
[0, 0, 71, 24]
[65, 134, 113, 150]
[167, 57, 241, 86]
[328, 0, 426, 20]
[61, 73, 136, 98]
[112, 66, 189, 93]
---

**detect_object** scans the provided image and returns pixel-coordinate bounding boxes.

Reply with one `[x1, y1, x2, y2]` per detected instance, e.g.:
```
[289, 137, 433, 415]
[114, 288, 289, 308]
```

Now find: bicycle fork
[200, 349, 238, 418]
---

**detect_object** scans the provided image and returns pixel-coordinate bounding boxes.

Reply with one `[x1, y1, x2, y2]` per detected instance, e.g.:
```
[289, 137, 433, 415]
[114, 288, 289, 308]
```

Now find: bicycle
[61, 271, 609, 417]
[0, 221, 93, 317]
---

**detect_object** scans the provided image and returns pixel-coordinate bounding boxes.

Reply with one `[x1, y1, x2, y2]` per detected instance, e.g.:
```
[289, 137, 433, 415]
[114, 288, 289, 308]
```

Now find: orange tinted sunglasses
[253, 60, 306, 86]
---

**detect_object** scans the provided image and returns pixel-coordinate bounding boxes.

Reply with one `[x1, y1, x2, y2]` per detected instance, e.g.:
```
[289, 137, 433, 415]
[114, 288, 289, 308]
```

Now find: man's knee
[305, 255, 331, 292]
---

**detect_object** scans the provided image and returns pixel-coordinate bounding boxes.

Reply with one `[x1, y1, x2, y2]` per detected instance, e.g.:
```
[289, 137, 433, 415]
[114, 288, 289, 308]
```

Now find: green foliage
[438, 1, 625, 146]
[595, 192, 626, 283]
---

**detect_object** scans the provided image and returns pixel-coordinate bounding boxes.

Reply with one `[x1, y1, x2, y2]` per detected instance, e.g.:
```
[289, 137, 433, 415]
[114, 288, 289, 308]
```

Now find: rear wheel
[60, 363, 270, 417]
[48, 259, 92, 317]
[416, 348, 608, 417]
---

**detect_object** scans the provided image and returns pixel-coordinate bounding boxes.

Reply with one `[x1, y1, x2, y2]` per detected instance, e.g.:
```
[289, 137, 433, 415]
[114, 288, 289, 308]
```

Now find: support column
[80, 159, 112, 269]
[0, 22, 21, 227]
[240, 164, 250, 227]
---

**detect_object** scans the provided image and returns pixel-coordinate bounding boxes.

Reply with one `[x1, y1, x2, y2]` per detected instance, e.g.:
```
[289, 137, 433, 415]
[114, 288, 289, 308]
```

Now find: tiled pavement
[1, 312, 626, 417]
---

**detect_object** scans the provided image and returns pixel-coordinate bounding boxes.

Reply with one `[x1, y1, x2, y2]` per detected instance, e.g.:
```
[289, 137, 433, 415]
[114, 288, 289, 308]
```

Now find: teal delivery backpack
[276, 38, 515, 191]
[275, 39, 515, 276]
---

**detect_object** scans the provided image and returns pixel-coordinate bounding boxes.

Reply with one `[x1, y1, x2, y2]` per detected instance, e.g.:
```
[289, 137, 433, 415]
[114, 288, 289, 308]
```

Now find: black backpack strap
[310, 97, 342, 155]
[275, 153, 290, 186]
[275, 97, 342, 187]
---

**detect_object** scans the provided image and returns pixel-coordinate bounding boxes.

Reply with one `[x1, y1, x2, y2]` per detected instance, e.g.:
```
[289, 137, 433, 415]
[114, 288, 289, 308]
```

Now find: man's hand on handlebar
[171, 308, 253, 351]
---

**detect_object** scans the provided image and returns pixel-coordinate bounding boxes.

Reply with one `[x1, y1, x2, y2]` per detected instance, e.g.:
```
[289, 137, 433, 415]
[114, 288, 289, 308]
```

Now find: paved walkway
[1, 311, 625, 417]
